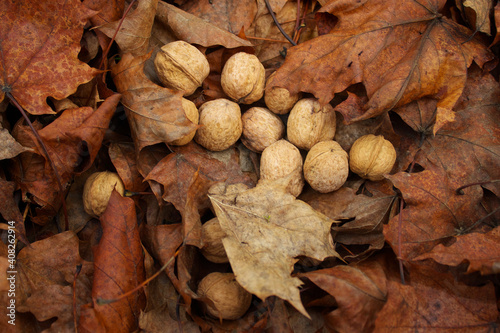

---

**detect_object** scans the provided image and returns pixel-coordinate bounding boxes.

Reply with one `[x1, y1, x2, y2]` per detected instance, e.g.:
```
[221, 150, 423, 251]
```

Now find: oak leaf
[208, 179, 340, 318]
[0, 0, 99, 115]
[268, 0, 494, 129]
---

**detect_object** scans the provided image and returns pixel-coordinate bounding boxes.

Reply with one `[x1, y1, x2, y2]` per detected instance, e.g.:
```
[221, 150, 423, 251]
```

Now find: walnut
[154, 40, 209, 96]
[170, 98, 199, 146]
[349, 134, 397, 181]
[287, 98, 336, 150]
[200, 218, 228, 263]
[259, 139, 304, 197]
[264, 72, 301, 114]
[197, 272, 252, 320]
[83, 171, 125, 217]
[194, 99, 242, 152]
[241, 107, 285, 153]
[221, 52, 265, 104]
[304, 140, 349, 193]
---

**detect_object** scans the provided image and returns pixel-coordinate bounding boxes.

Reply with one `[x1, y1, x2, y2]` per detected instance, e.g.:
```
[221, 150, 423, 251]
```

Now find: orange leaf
[0, 0, 99, 115]
[268, 0, 494, 126]
[79, 191, 146, 332]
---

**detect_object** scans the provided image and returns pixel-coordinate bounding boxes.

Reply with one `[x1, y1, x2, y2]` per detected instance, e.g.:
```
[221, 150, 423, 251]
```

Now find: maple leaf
[145, 142, 256, 246]
[79, 191, 146, 333]
[8, 94, 121, 225]
[110, 52, 197, 152]
[300, 254, 389, 332]
[373, 263, 498, 331]
[16, 231, 93, 331]
[415, 226, 500, 275]
[98, 0, 158, 56]
[268, 0, 495, 128]
[208, 179, 340, 318]
[0, 0, 100, 115]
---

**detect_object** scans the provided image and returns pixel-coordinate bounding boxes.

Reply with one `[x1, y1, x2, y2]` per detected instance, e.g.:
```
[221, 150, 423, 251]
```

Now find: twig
[264, 0, 297, 46]
[73, 264, 82, 333]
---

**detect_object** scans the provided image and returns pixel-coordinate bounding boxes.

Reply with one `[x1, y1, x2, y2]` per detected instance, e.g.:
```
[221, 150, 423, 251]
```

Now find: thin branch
[264, 0, 297, 46]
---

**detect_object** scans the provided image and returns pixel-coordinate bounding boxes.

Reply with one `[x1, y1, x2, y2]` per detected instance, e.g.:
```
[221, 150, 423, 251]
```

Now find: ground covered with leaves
[0, 0, 499, 332]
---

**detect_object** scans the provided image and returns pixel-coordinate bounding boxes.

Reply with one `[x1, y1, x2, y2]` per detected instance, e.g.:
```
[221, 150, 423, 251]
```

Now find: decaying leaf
[208, 179, 340, 318]
[98, 0, 158, 56]
[0, 0, 99, 115]
[268, 0, 494, 130]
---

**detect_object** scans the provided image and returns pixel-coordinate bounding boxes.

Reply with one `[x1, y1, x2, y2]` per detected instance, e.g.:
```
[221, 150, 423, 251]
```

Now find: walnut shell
[287, 98, 336, 150]
[349, 134, 397, 181]
[259, 139, 304, 197]
[221, 52, 265, 104]
[197, 272, 252, 320]
[83, 171, 125, 217]
[170, 98, 199, 146]
[194, 99, 242, 151]
[264, 72, 301, 114]
[241, 107, 285, 153]
[154, 41, 209, 96]
[200, 218, 228, 263]
[304, 140, 349, 193]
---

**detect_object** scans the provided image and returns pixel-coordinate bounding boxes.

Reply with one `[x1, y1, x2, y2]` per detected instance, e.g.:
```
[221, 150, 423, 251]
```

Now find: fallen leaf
[145, 143, 256, 246]
[110, 52, 197, 152]
[415, 226, 500, 275]
[109, 142, 149, 193]
[373, 263, 498, 332]
[78, 191, 146, 333]
[208, 179, 340, 318]
[300, 254, 389, 333]
[155, 2, 253, 48]
[0, 178, 28, 244]
[268, 0, 494, 129]
[9, 94, 121, 225]
[98, 0, 158, 56]
[0, 127, 31, 160]
[457, 0, 492, 34]
[83, 0, 124, 26]
[181, 0, 257, 36]
[0, 0, 99, 115]
[16, 231, 93, 326]
[492, 2, 500, 45]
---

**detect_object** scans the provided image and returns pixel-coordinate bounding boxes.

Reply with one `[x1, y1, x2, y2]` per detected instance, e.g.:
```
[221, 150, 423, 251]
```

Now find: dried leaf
[0, 127, 31, 160]
[98, 0, 158, 56]
[373, 263, 498, 331]
[110, 52, 196, 152]
[156, 2, 253, 48]
[79, 191, 146, 333]
[268, 0, 494, 129]
[109, 142, 148, 193]
[208, 179, 340, 318]
[0, 0, 99, 115]
[83, 0, 124, 26]
[415, 226, 500, 275]
[457, 0, 492, 34]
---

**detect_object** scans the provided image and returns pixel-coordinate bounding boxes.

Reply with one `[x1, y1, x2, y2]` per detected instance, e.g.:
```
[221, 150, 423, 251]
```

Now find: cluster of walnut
[151, 40, 398, 321]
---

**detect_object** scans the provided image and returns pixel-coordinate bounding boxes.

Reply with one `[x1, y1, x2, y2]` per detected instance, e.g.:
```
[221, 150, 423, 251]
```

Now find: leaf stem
[455, 180, 500, 195]
[6, 92, 69, 230]
[264, 0, 297, 46]
[73, 264, 82, 333]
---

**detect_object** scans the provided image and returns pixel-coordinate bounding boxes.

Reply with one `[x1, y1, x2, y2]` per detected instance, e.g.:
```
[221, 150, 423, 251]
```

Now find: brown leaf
[156, 2, 253, 48]
[268, 0, 494, 128]
[208, 179, 340, 318]
[0, 0, 99, 115]
[373, 263, 498, 331]
[9, 94, 121, 225]
[79, 191, 146, 333]
[0, 127, 31, 160]
[110, 52, 197, 152]
[492, 2, 500, 46]
[145, 142, 256, 246]
[83, 0, 124, 26]
[16, 231, 93, 331]
[300, 254, 389, 333]
[301, 183, 396, 260]
[109, 142, 149, 193]
[457, 0, 492, 35]
[0, 178, 28, 244]
[98, 0, 158, 56]
[415, 226, 500, 275]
